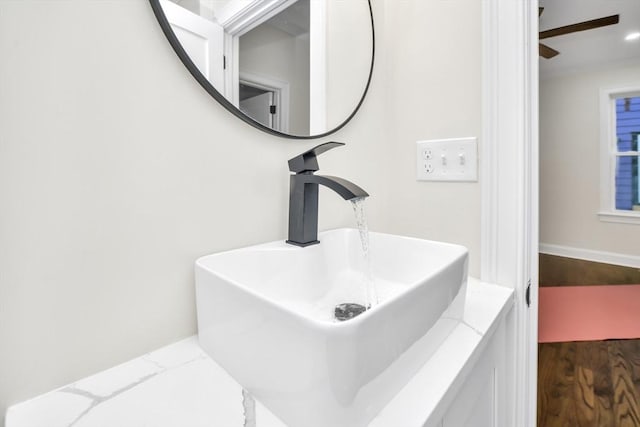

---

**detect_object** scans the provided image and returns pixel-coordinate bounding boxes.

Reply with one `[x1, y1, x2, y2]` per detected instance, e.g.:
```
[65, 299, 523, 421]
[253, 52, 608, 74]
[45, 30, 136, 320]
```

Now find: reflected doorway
[238, 76, 289, 133]
[239, 84, 276, 129]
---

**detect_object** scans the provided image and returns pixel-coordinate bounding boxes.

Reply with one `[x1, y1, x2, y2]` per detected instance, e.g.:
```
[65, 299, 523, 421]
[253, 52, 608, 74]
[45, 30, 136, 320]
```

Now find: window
[599, 88, 640, 224]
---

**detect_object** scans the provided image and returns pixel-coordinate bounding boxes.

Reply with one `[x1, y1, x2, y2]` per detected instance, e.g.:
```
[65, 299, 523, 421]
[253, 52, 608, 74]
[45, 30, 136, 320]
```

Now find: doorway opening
[238, 74, 289, 132]
[537, 1, 640, 425]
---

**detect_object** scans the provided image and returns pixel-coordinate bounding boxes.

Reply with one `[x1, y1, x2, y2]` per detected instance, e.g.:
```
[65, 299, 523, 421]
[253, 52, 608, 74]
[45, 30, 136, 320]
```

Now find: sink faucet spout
[299, 174, 368, 201]
[286, 143, 368, 247]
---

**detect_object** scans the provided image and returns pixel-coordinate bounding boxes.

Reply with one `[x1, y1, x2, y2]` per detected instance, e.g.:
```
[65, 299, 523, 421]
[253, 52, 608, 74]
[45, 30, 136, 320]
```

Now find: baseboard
[539, 243, 640, 269]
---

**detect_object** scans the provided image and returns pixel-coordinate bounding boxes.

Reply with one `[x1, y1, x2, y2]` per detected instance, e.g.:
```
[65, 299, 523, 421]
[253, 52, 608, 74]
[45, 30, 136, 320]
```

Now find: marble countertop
[6, 278, 513, 427]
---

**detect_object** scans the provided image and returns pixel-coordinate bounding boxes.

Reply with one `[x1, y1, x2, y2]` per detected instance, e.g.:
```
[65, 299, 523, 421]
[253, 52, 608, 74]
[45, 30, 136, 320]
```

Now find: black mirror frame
[149, 0, 375, 140]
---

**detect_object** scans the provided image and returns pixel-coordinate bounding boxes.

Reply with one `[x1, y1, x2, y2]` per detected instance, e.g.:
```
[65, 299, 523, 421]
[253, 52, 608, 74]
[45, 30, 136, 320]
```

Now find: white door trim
[216, 0, 299, 36]
[481, 0, 538, 426]
[218, 0, 326, 131]
[239, 71, 290, 133]
[219, 0, 297, 107]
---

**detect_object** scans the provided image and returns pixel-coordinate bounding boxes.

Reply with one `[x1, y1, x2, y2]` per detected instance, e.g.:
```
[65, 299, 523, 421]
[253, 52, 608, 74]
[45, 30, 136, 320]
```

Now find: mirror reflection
[155, 0, 373, 138]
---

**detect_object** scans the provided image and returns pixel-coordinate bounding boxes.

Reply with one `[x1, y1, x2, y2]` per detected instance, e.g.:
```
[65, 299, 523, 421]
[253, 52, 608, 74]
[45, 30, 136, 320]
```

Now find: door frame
[216, 0, 298, 106]
[216, 0, 326, 128]
[239, 71, 290, 133]
[481, 0, 538, 426]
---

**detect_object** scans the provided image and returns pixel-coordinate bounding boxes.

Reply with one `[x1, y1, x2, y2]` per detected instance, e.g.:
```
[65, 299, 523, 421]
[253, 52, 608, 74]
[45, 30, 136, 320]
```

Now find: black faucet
[286, 142, 369, 247]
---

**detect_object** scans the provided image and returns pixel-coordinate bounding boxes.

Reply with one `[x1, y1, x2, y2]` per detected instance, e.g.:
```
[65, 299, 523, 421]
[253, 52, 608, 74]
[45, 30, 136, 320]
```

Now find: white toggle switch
[416, 137, 478, 182]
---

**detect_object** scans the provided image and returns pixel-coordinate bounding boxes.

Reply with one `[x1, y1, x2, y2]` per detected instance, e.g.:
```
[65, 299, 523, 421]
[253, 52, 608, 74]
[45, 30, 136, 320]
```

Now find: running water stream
[241, 201, 377, 424]
[242, 389, 256, 427]
[351, 197, 378, 309]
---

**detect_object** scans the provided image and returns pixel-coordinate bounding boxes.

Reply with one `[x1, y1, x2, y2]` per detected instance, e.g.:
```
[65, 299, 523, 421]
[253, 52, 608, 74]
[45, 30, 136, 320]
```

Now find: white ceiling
[539, 0, 640, 76]
[264, 0, 310, 37]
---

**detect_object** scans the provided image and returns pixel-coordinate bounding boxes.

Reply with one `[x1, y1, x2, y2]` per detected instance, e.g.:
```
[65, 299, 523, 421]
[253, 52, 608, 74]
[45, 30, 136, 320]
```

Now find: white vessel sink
[195, 228, 468, 427]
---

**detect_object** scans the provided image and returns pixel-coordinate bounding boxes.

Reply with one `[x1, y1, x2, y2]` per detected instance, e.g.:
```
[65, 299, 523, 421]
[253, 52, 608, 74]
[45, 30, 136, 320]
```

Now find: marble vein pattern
[6, 337, 285, 427]
[6, 279, 514, 427]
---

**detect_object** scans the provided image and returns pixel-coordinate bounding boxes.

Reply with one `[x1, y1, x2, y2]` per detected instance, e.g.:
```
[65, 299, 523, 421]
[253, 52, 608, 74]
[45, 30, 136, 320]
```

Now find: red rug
[538, 284, 640, 343]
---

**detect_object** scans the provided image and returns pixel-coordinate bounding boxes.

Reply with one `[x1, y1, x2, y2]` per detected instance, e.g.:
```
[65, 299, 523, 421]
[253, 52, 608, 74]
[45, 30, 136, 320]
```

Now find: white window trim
[598, 86, 640, 224]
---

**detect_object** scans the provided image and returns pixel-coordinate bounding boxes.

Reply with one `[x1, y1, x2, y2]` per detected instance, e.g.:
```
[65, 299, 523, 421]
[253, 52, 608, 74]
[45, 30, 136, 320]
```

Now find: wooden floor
[539, 254, 640, 287]
[538, 254, 640, 425]
[538, 340, 640, 427]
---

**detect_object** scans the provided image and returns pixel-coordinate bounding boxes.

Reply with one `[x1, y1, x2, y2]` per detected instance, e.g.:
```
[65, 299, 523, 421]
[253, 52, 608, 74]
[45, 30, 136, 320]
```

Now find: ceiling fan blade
[539, 7, 544, 17]
[539, 43, 560, 59]
[540, 15, 619, 39]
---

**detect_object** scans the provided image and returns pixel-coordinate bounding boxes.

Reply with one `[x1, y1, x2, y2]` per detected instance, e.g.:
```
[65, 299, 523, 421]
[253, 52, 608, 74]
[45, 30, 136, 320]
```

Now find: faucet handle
[288, 141, 345, 173]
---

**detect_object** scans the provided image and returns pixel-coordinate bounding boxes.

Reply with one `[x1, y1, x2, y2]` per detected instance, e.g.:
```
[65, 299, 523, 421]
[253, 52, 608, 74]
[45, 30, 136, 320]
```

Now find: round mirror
[149, 0, 374, 139]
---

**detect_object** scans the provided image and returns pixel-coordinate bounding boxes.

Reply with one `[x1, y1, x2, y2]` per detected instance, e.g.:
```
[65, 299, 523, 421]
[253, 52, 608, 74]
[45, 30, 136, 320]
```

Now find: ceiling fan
[539, 8, 619, 59]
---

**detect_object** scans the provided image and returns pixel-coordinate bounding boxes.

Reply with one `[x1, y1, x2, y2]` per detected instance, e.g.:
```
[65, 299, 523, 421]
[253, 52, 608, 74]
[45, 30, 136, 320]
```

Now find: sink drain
[334, 303, 367, 321]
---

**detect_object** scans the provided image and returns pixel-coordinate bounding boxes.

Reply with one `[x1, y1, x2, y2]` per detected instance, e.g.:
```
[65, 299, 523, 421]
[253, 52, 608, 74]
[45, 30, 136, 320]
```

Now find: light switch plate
[416, 137, 478, 182]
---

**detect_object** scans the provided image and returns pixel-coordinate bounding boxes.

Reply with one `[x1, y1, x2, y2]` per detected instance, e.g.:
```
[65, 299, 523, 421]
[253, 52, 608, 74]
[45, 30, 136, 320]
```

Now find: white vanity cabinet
[370, 279, 514, 427]
[439, 313, 512, 427]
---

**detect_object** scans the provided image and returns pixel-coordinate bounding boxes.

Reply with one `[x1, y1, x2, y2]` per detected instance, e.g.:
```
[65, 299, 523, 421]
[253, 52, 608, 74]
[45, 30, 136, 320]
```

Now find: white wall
[540, 62, 640, 257]
[383, 0, 482, 275]
[0, 0, 482, 422]
[325, 0, 373, 129]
